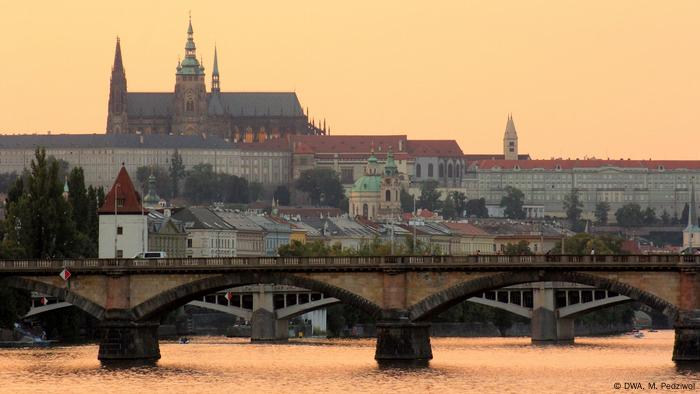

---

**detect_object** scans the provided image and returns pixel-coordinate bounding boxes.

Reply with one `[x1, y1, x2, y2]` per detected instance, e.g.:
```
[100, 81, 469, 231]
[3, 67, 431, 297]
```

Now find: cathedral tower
[172, 17, 207, 135]
[106, 38, 129, 134]
[503, 114, 519, 160]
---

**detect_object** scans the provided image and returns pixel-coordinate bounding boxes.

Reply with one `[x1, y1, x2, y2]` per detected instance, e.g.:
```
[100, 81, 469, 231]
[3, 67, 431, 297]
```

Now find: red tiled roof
[444, 222, 490, 236]
[464, 154, 531, 161]
[472, 159, 700, 171]
[98, 166, 145, 215]
[236, 137, 291, 152]
[406, 140, 464, 157]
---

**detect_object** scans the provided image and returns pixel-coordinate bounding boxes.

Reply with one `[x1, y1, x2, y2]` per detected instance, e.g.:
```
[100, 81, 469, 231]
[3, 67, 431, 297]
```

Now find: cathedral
[106, 18, 325, 142]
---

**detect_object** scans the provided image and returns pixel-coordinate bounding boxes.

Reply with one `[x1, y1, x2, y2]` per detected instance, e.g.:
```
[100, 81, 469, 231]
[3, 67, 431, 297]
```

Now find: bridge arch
[408, 270, 679, 322]
[0, 276, 105, 320]
[131, 272, 382, 322]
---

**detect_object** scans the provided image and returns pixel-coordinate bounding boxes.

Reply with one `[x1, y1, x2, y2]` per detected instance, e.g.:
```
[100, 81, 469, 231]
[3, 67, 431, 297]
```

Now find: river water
[1, 331, 699, 393]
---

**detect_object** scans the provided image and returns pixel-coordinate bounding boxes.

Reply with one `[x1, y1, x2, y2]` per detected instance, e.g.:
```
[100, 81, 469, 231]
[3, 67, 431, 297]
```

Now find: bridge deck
[0, 255, 695, 274]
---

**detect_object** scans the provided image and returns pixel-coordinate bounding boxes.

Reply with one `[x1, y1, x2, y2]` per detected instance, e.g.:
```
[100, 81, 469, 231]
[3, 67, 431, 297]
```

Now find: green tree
[400, 188, 415, 213]
[0, 172, 18, 194]
[67, 167, 88, 234]
[642, 207, 657, 226]
[681, 203, 690, 225]
[615, 203, 645, 227]
[295, 169, 345, 207]
[249, 182, 265, 203]
[500, 186, 525, 219]
[551, 233, 624, 254]
[273, 185, 290, 205]
[168, 149, 186, 198]
[442, 194, 457, 220]
[661, 210, 671, 225]
[417, 180, 441, 212]
[4, 148, 78, 258]
[0, 287, 30, 329]
[136, 165, 172, 199]
[465, 198, 489, 218]
[594, 201, 610, 225]
[563, 188, 583, 228]
[221, 175, 250, 204]
[502, 240, 533, 255]
[183, 163, 217, 204]
[450, 191, 468, 218]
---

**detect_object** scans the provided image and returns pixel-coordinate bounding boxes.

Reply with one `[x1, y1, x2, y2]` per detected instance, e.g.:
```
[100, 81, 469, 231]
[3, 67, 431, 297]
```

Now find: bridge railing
[0, 254, 698, 271]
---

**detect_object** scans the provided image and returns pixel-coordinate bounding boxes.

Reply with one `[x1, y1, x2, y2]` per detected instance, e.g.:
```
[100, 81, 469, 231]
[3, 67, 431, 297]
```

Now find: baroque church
[106, 18, 326, 142]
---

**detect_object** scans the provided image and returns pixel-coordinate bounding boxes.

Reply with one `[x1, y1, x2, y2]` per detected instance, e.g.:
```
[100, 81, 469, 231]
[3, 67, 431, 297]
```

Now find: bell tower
[503, 114, 519, 160]
[106, 38, 129, 134]
[172, 17, 207, 135]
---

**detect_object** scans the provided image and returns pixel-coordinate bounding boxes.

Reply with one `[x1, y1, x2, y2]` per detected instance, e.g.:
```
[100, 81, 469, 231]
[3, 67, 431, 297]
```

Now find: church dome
[352, 174, 381, 193]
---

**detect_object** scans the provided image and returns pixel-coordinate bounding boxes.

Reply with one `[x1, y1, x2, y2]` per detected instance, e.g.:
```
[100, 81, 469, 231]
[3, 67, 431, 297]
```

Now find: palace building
[106, 18, 325, 142]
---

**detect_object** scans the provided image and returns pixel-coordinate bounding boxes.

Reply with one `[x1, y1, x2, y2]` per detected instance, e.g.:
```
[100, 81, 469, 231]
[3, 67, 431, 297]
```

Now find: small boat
[648, 329, 658, 333]
[178, 337, 190, 344]
[634, 332, 645, 338]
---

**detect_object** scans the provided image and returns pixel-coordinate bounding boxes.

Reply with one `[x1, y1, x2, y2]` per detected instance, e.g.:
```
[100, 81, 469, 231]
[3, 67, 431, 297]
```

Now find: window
[428, 163, 434, 177]
[385, 190, 391, 201]
[116, 198, 125, 208]
[186, 100, 194, 112]
[447, 163, 453, 178]
[362, 203, 369, 218]
[341, 168, 354, 184]
[187, 239, 193, 248]
[416, 164, 422, 178]
[116, 250, 123, 258]
[117, 226, 123, 235]
[439, 163, 444, 178]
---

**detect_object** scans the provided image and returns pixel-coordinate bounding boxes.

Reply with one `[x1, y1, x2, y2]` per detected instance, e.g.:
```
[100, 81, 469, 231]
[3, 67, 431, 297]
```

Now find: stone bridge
[2, 254, 700, 365]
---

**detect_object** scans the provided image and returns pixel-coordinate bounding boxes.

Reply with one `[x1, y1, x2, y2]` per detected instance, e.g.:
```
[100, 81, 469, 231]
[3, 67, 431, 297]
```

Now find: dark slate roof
[0, 134, 233, 149]
[126, 92, 304, 117]
[171, 207, 235, 230]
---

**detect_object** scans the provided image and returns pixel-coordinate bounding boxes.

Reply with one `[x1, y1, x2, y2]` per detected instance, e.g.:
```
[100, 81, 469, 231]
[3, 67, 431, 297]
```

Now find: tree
[465, 198, 489, 218]
[0, 287, 30, 329]
[681, 203, 690, 225]
[551, 233, 624, 255]
[273, 185, 290, 206]
[249, 182, 264, 203]
[136, 165, 172, 199]
[400, 188, 415, 213]
[0, 172, 18, 194]
[661, 210, 671, 225]
[295, 169, 345, 207]
[4, 148, 78, 258]
[67, 167, 88, 234]
[441, 194, 457, 220]
[502, 240, 533, 255]
[221, 175, 250, 204]
[500, 186, 525, 219]
[168, 149, 186, 198]
[615, 203, 645, 227]
[563, 188, 583, 228]
[417, 180, 441, 212]
[183, 163, 218, 204]
[594, 201, 610, 225]
[450, 191, 468, 218]
[642, 207, 657, 226]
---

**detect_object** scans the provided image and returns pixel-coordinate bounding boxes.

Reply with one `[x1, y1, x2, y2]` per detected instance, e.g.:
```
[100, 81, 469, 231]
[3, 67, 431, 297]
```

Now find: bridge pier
[250, 285, 288, 342]
[98, 320, 160, 362]
[375, 309, 432, 365]
[673, 311, 700, 361]
[531, 286, 574, 344]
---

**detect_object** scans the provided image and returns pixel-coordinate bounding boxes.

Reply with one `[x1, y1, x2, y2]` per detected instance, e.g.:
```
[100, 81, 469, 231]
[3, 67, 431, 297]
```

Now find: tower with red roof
[98, 165, 148, 258]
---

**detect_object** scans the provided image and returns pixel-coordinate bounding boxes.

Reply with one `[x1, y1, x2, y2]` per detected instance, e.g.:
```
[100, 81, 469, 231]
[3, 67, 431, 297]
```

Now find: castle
[106, 18, 325, 142]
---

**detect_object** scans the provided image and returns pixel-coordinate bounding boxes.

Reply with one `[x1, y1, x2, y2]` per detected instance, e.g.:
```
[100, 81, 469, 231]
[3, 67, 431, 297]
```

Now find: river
[1, 330, 699, 393]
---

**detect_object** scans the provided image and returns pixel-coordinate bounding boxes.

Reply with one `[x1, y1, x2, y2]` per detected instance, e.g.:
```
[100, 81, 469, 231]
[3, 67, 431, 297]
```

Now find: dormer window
[116, 198, 125, 208]
[514, 165, 520, 171]
[658, 165, 665, 171]
[555, 164, 562, 171]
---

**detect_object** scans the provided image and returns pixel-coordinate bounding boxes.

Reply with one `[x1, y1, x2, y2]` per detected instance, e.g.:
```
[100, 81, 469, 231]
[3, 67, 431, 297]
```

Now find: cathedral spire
[212, 46, 220, 93]
[107, 37, 128, 134]
[503, 113, 519, 161]
[177, 17, 204, 76]
[113, 37, 124, 74]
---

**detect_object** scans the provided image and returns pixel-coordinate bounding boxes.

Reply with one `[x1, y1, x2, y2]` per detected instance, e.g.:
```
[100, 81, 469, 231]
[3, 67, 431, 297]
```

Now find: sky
[2, 1, 699, 159]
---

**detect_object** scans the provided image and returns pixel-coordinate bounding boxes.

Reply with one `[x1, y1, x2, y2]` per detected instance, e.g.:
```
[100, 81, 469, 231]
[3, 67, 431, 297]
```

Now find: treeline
[0, 148, 104, 329]
[398, 180, 489, 219]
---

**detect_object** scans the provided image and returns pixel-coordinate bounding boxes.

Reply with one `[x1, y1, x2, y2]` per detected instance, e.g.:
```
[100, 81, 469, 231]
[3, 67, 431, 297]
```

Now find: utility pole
[413, 194, 417, 253]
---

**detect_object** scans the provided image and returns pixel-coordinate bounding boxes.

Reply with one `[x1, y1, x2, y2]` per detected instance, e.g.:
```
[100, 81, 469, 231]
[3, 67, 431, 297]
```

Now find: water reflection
[1, 331, 699, 393]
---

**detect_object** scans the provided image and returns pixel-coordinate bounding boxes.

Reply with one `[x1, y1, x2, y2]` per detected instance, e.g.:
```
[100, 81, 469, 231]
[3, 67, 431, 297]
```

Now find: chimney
[139, 135, 144, 144]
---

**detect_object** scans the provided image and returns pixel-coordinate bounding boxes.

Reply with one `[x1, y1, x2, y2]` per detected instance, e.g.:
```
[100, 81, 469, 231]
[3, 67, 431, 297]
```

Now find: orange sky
[2, 1, 699, 159]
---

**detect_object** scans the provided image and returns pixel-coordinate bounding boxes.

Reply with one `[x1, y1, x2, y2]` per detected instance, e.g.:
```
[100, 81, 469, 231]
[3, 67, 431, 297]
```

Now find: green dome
[352, 175, 381, 192]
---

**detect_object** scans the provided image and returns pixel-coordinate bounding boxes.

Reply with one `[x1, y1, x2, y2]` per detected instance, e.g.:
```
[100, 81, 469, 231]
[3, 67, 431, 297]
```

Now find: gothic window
[386, 190, 391, 202]
[416, 164, 422, 178]
[447, 163, 453, 178]
[186, 100, 194, 112]
[439, 163, 445, 178]
[428, 164, 434, 177]
[362, 203, 369, 218]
